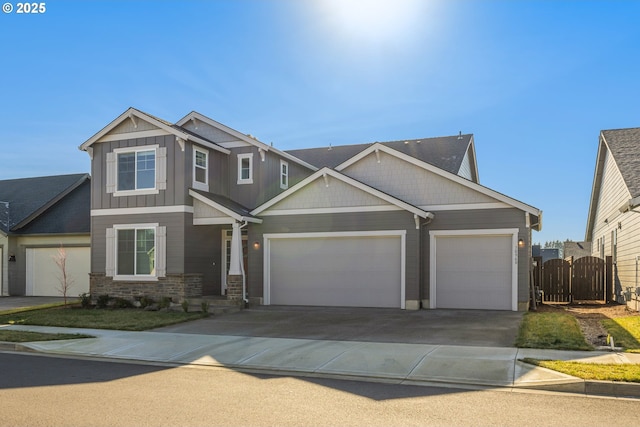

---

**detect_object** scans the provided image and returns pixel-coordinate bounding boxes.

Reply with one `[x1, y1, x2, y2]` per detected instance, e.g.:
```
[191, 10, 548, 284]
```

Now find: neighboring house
[79, 108, 542, 311]
[532, 245, 560, 263]
[0, 174, 91, 296]
[585, 127, 640, 307]
[563, 241, 592, 260]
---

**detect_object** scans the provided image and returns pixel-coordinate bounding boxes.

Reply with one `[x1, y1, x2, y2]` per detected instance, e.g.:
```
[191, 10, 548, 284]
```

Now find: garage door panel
[269, 235, 402, 308]
[27, 247, 90, 296]
[435, 234, 512, 310]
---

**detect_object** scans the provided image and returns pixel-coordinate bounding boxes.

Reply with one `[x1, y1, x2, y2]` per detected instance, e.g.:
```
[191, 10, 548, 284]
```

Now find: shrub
[201, 301, 210, 315]
[181, 300, 189, 313]
[79, 293, 92, 309]
[159, 297, 172, 309]
[113, 297, 133, 309]
[139, 296, 155, 308]
[96, 294, 111, 309]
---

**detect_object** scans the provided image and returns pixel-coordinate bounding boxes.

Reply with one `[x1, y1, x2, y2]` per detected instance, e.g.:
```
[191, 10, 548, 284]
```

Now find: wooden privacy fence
[533, 256, 612, 303]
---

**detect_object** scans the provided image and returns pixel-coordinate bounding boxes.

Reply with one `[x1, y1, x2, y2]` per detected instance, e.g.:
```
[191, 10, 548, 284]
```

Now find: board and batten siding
[247, 210, 420, 304]
[91, 135, 187, 210]
[591, 148, 640, 302]
[91, 213, 187, 274]
[424, 208, 530, 310]
[229, 146, 314, 209]
[340, 150, 496, 207]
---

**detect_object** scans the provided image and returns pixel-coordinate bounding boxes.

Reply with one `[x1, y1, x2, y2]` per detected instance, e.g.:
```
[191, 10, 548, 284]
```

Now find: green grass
[515, 312, 592, 351]
[602, 316, 640, 353]
[0, 330, 93, 343]
[522, 358, 640, 383]
[0, 307, 208, 331]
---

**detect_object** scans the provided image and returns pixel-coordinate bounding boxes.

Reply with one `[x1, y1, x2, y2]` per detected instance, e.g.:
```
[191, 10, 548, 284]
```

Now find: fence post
[605, 256, 613, 303]
[568, 256, 574, 303]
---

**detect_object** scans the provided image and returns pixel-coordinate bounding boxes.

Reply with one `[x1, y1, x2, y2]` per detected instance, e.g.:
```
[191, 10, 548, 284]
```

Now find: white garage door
[432, 233, 515, 311]
[26, 247, 90, 297]
[266, 233, 404, 308]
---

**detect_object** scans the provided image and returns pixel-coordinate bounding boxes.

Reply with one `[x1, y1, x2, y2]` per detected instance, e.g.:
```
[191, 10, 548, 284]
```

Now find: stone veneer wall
[89, 273, 203, 302]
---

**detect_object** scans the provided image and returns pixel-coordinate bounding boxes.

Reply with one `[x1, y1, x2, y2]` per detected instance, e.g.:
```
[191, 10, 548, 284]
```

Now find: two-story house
[80, 108, 541, 311]
[585, 127, 640, 308]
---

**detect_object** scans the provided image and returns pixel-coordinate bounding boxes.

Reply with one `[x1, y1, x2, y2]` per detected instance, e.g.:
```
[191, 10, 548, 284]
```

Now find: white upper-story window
[280, 160, 289, 189]
[193, 147, 209, 191]
[237, 153, 253, 184]
[107, 144, 166, 197]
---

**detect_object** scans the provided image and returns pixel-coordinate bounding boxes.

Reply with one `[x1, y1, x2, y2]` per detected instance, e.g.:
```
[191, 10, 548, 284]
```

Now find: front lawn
[522, 358, 640, 383]
[0, 330, 93, 343]
[602, 316, 640, 353]
[515, 312, 592, 351]
[0, 307, 207, 331]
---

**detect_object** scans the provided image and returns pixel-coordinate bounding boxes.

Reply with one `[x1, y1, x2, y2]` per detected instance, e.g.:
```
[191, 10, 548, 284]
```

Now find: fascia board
[189, 189, 262, 224]
[466, 136, 480, 183]
[80, 108, 230, 155]
[584, 136, 607, 241]
[178, 111, 316, 171]
[251, 167, 431, 219]
[337, 143, 541, 218]
[177, 111, 271, 150]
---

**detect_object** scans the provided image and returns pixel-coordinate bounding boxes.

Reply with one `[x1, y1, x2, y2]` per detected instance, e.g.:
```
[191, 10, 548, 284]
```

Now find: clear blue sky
[1, 0, 639, 245]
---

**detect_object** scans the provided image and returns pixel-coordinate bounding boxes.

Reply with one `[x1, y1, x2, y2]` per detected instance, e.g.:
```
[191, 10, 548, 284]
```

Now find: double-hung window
[106, 223, 166, 280]
[237, 153, 253, 184]
[106, 145, 166, 196]
[280, 160, 289, 189]
[193, 147, 209, 191]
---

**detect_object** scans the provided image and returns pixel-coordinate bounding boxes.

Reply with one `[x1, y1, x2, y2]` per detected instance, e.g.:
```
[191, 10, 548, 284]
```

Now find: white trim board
[98, 129, 171, 142]
[252, 167, 432, 219]
[263, 230, 407, 309]
[258, 205, 403, 216]
[92, 206, 194, 216]
[336, 143, 541, 222]
[429, 228, 519, 311]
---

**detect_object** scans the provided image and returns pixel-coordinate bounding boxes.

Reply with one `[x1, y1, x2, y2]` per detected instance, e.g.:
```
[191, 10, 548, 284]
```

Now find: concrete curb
[2, 338, 639, 399]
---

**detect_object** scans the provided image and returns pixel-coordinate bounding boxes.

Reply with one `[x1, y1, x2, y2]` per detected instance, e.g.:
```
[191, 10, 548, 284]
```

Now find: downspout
[419, 213, 434, 310]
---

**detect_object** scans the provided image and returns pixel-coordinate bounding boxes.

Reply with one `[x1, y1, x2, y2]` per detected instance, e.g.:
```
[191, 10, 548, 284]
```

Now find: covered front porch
[189, 189, 262, 304]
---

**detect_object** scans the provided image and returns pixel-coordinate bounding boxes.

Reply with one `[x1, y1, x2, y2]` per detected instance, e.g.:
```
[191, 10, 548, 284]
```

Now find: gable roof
[79, 107, 230, 155]
[601, 128, 640, 197]
[285, 134, 476, 178]
[251, 167, 433, 220]
[0, 174, 90, 234]
[189, 189, 262, 224]
[336, 142, 541, 227]
[585, 127, 640, 240]
[177, 111, 318, 171]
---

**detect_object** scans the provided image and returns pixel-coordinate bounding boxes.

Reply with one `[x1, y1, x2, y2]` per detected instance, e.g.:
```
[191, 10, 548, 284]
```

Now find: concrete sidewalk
[2, 324, 640, 398]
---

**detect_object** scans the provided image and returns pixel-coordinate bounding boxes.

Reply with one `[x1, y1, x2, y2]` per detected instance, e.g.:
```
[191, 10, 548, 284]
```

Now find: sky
[1, 0, 639, 245]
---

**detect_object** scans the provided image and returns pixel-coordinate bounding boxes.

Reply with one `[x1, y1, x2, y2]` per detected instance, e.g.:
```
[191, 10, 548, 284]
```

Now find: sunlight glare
[316, 0, 428, 47]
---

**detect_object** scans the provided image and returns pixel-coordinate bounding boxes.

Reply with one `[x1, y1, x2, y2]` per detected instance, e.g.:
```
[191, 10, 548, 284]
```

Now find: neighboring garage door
[431, 231, 515, 311]
[266, 232, 404, 308]
[26, 247, 90, 296]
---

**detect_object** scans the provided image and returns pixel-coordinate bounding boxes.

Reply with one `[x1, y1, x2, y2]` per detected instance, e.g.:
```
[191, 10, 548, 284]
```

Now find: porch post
[228, 222, 242, 276]
[227, 221, 244, 305]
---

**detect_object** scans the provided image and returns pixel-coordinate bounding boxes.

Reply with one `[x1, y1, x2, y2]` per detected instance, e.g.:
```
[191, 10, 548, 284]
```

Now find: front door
[222, 229, 248, 294]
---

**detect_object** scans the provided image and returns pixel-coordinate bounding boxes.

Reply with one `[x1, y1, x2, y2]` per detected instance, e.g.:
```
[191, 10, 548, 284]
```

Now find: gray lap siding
[422, 207, 530, 310]
[247, 210, 421, 305]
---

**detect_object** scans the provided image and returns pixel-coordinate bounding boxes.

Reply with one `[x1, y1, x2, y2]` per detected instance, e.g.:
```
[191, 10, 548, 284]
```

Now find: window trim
[280, 160, 289, 190]
[113, 145, 159, 197]
[113, 223, 159, 281]
[237, 153, 254, 184]
[193, 146, 209, 191]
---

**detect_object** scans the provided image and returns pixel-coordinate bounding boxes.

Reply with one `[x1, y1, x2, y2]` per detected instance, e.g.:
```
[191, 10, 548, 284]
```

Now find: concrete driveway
[0, 296, 68, 311]
[155, 306, 525, 347]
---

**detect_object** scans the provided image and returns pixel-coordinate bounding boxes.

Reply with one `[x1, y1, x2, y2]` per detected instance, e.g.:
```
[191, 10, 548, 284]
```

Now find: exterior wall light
[518, 238, 525, 248]
[8, 254, 16, 262]
[252, 241, 260, 250]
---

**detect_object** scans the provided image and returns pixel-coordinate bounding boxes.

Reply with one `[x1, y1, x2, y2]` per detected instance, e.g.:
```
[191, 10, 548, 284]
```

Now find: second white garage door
[26, 247, 90, 297]
[431, 231, 516, 311]
[265, 232, 405, 308]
